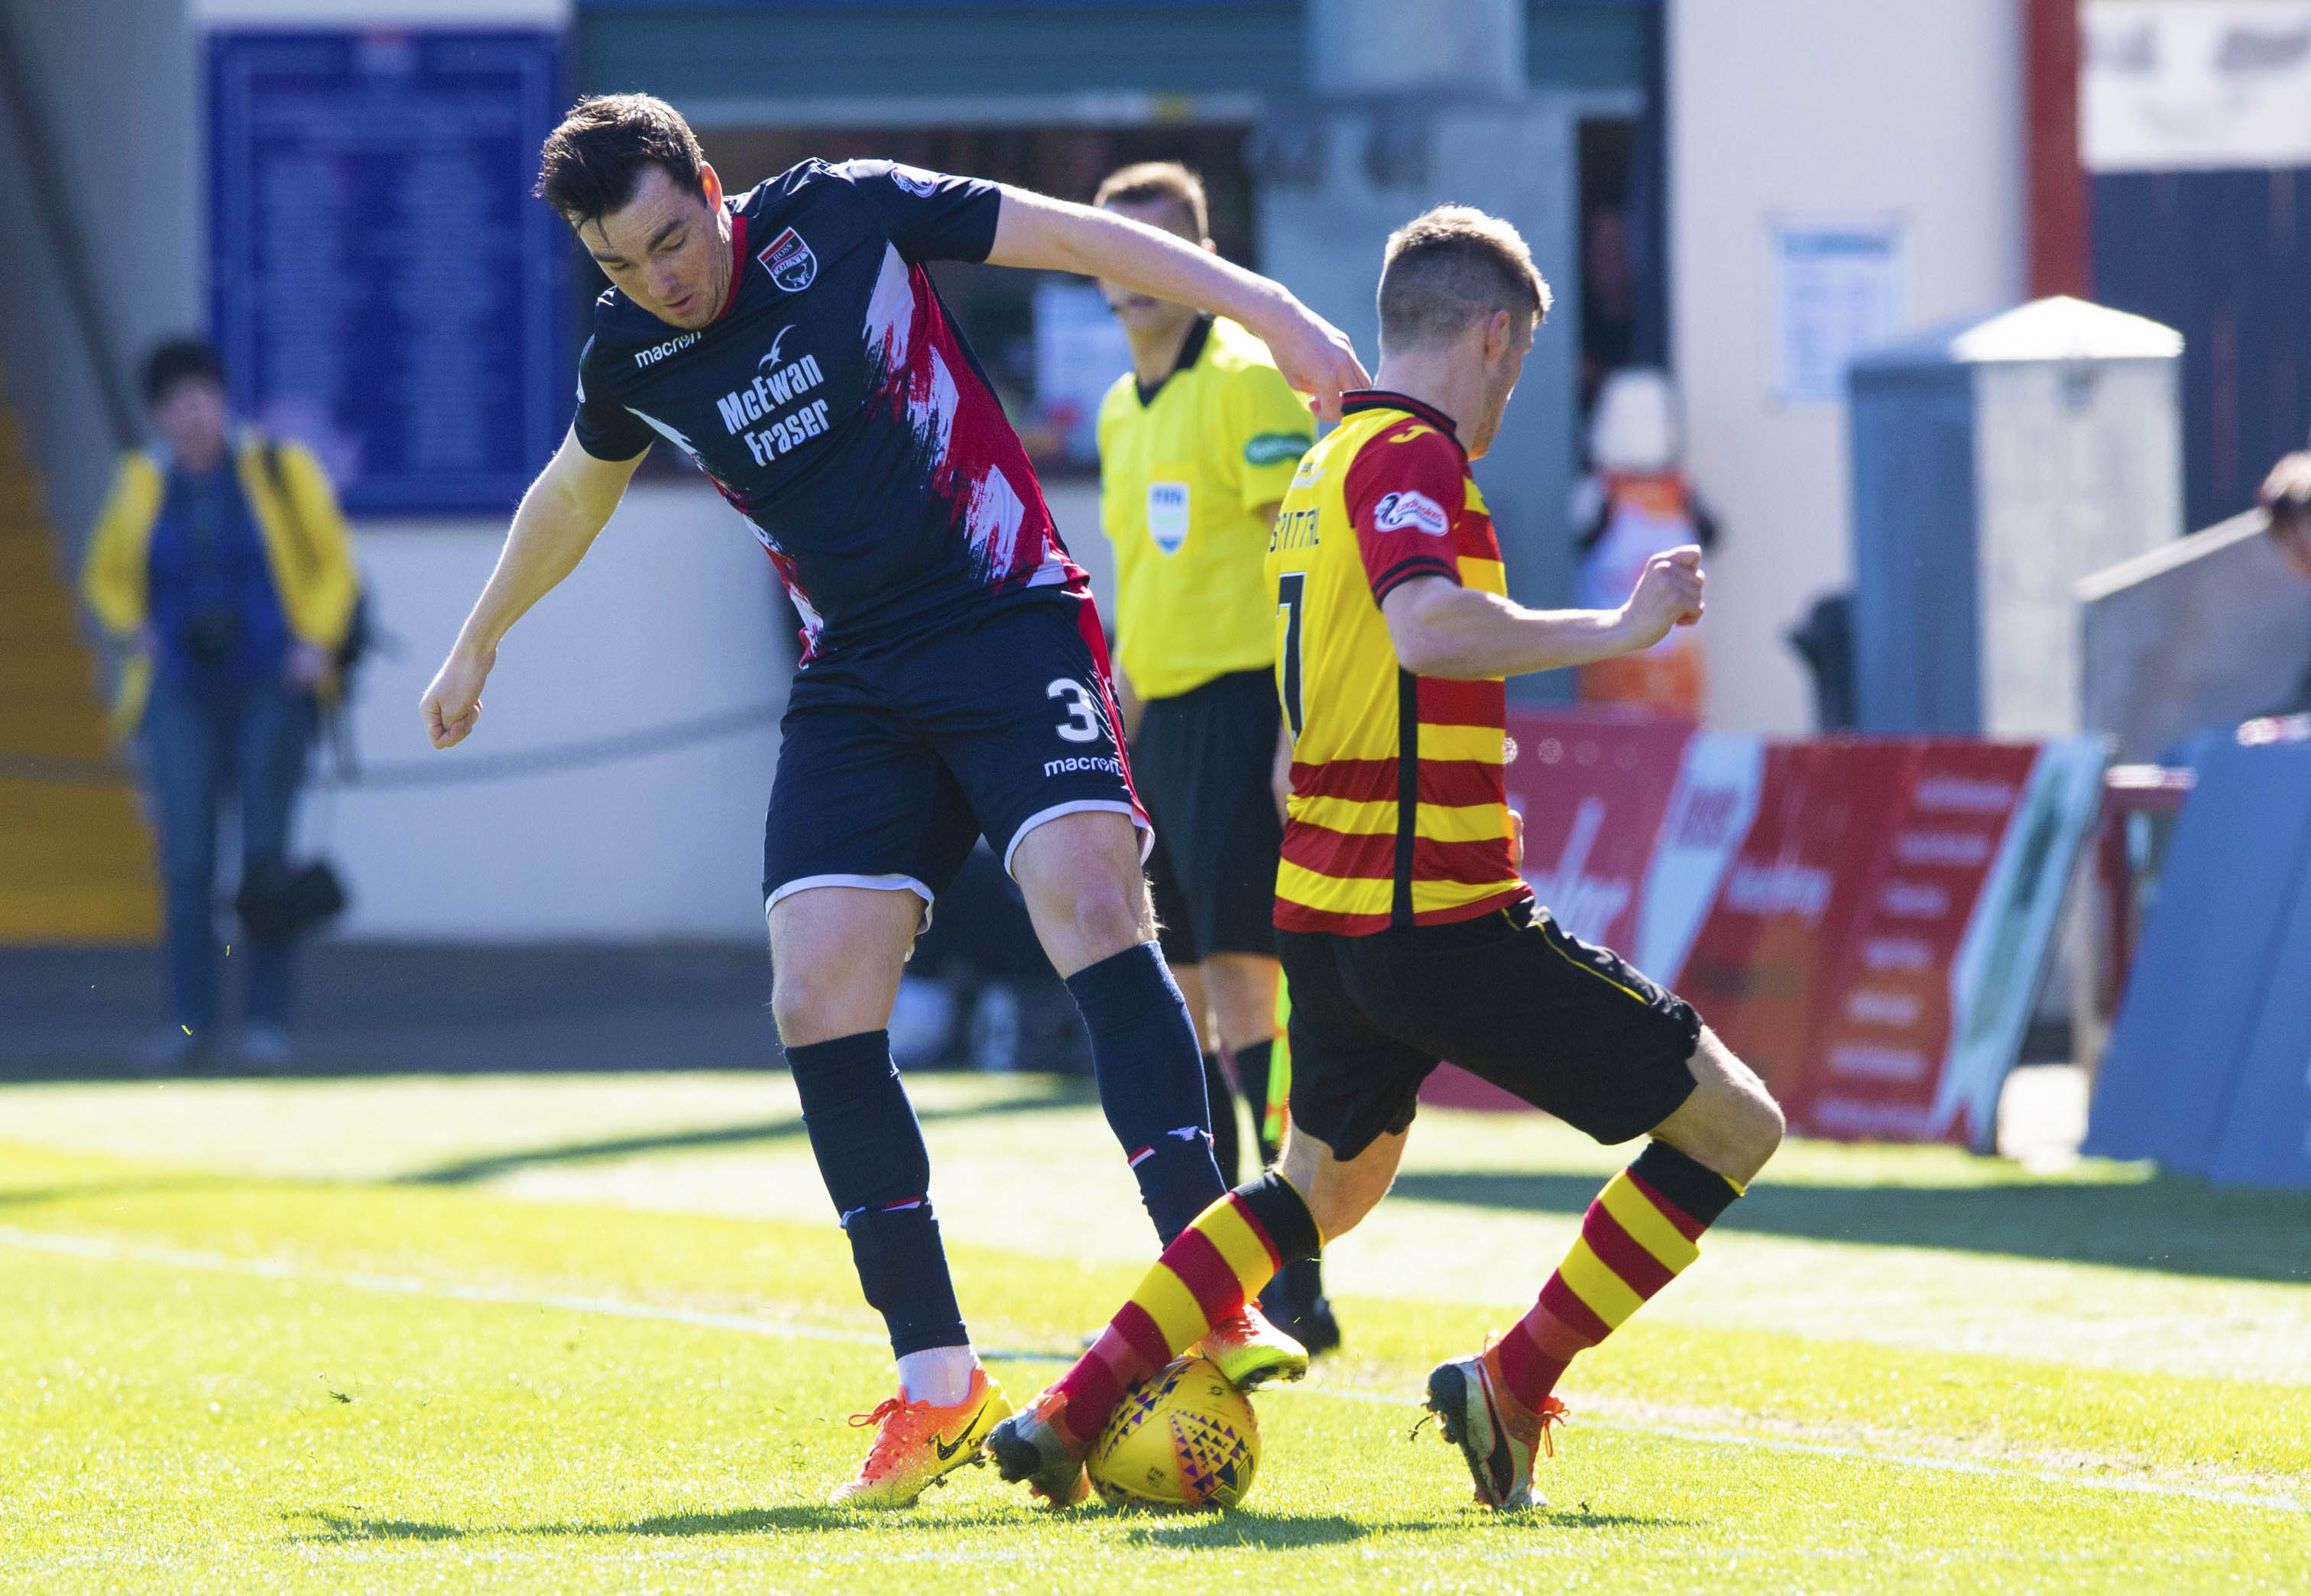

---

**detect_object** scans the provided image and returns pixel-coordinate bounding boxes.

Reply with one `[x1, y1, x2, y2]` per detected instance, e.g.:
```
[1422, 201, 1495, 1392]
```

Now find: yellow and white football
[1086, 1355, 1260, 1511]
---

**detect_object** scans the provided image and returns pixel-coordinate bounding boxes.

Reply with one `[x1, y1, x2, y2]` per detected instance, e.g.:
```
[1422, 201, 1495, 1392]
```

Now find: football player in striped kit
[990, 205, 1783, 1511]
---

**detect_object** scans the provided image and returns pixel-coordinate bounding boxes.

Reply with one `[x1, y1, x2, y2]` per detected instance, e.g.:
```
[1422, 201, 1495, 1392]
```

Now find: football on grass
[1086, 1355, 1260, 1510]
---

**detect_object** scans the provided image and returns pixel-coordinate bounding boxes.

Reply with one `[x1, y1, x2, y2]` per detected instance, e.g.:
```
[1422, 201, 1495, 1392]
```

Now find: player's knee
[1730, 1080, 1785, 1167]
[1066, 875, 1151, 962]
[1688, 1073, 1782, 1183]
[770, 957, 854, 1047]
[1279, 1130, 1386, 1242]
[1304, 1180, 1379, 1243]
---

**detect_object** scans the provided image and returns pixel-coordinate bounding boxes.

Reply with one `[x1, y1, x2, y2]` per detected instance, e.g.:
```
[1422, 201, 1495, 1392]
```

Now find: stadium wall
[0, 0, 200, 552]
[1669, 0, 2026, 734]
[314, 480, 1110, 941]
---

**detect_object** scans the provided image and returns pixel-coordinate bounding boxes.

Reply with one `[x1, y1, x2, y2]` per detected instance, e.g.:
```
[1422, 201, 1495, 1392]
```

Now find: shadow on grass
[289, 1498, 1674, 1549]
[0, 1174, 222, 1212]
[1389, 1169, 2311, 1283]
[1116, 1503, 1685, 1547]
[398, 1081, 1103, 1186]
[288, 1499, 1114, 1543]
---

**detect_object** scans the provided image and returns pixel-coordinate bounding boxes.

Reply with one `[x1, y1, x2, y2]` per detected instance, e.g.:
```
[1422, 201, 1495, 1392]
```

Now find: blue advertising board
[209, 29, 568, 516]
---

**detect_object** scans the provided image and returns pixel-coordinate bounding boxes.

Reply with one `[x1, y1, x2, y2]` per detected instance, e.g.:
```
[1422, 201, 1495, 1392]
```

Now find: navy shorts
[762, 594, 1149, 918]
[1276, 898, 1701, 1161]
[1139, 669, 1284, 965]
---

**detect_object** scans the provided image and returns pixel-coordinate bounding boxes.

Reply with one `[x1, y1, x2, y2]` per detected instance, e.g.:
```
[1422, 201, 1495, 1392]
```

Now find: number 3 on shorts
[1048, 678, 1103, 743]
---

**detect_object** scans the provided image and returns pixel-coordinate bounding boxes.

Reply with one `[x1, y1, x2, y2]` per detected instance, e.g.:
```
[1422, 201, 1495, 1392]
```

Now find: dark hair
[1094, 160, 1208, 240]
[1377, 205, 1552, 355]
[535, 93, 708, 227]
[2260, 452, 2311, 528]
[141, 337, 224, 407]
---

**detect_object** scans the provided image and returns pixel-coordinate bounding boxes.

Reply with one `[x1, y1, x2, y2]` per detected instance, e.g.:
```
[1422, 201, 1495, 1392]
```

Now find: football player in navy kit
[418, 96, 1366, 1506]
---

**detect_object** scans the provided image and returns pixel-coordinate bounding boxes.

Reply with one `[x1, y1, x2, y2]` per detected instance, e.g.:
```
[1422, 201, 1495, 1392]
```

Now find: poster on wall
[2083, 1, 2311, 173]
[1772, 223, 1901, 403]
[209, 29, 569, 515]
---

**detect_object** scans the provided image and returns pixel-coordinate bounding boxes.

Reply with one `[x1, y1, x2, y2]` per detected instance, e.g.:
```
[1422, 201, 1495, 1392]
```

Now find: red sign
[1501, 708, 1696, 951]
[1673, 742, 1914, 1099]
[1403, 714, 2094, 1145]
[1775, 743, 2034, 1140]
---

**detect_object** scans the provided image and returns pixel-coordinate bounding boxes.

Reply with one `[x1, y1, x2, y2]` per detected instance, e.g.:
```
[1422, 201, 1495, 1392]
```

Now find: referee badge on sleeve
[1147, 481, 1191, 555]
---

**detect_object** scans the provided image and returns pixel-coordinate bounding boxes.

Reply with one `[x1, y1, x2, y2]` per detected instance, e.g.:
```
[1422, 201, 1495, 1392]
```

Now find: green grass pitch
[0, 1070, 2305, 1592]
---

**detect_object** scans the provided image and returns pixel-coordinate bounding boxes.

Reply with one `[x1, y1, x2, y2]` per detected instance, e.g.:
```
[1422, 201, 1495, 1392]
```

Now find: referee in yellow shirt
[1091, 162, 1337, 1352]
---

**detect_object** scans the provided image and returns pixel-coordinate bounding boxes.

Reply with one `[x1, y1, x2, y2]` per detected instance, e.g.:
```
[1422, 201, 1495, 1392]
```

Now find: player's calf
[1473, 1131, 1755, 1442]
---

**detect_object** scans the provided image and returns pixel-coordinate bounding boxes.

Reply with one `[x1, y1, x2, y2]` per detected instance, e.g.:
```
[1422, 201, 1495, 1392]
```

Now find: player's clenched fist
[421, 646, 492, 749]
[1619, 545, 1705, 652]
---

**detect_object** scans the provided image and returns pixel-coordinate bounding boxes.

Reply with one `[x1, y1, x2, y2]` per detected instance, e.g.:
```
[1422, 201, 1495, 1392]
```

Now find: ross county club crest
[758, 226, 818, 293]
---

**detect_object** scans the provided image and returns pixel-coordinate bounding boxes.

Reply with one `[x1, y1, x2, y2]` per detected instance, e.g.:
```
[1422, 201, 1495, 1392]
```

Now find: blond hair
[1094, 160, 1209, 241]
[1377, 205, 1551, 354]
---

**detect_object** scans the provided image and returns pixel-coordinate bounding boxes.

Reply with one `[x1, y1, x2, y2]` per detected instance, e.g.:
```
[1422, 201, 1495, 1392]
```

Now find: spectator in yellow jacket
[82, 338, 358, 1070]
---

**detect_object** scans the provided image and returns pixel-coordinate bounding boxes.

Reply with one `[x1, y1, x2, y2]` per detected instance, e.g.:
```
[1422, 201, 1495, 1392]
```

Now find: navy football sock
[785, 1030, 968, 1358]
[1203, 1050, 1242, 1186]
[1065, 942, 1228, 1244]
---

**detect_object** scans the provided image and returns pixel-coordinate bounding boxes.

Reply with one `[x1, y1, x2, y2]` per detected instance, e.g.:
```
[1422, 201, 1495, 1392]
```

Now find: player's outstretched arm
[986, 188, 1368, 420]
[420, 426, 643, 749]
[1382, 546, 1704, 681]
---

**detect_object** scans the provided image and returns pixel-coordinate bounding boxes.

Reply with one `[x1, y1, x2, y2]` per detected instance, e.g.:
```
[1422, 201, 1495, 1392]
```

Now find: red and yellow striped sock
[1049, 1171, 1321, 1444]
[1488, 1141, 1742, 1412]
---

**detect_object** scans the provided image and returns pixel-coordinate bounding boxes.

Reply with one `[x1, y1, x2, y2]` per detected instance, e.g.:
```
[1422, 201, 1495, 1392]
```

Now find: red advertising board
[1775, 743, 2035, 1141]
[1671, 741, 1916, 1100]
[1403, 712, 2099, 1144]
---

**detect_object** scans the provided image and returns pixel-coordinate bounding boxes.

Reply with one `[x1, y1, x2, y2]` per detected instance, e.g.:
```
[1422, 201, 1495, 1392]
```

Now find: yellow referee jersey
[1264, 391, 1530, 935]
[1097, 316, 1315, 701]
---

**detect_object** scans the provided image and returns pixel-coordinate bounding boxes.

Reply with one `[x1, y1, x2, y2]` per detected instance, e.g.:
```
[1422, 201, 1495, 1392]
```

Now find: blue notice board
[209, 30, 568, 516]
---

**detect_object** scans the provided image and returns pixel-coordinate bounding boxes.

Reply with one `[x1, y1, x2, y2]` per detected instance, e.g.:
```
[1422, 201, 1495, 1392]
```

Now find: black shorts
[1275, 898, 1701, 1160]
[1138, 669, 1285, 965]
[762, 594, 1147, 916]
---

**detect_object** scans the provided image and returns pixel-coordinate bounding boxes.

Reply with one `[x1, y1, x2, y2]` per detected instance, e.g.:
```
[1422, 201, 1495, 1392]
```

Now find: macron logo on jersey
[890, 165, 942, 197]
[1373, 489, 1450, 536]
[634, 330, 701, 369]
[758, 226, 818, 293]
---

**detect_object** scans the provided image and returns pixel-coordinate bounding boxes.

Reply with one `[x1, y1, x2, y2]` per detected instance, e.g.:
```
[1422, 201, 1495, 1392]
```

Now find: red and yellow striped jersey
[1264, 391, 1531, 935]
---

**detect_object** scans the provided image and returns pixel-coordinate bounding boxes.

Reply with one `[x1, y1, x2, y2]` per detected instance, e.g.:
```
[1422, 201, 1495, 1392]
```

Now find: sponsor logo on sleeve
[757, 226, 818, 293]
[1243, 431, 1313, 467]
[890, 164, 943, 197]
[1373, 489, 1449, 536]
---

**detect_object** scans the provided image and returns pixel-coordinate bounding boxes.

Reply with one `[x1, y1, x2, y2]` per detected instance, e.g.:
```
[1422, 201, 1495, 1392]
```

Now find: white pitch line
[1281, 1382, 2309, 1517]
[4, 1225, 2303, 1517]
[0, 1224, 886, 1348]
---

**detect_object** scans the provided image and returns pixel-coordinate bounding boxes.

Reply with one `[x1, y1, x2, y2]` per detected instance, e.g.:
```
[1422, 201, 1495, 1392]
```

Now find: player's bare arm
[1380, 545, 1704, 681]
[987, 189, 1368, 420]
[420, 426, 644, 749]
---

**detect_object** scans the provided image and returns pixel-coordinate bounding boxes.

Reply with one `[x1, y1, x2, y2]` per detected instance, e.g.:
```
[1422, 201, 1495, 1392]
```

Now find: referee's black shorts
[1275, 896, 1702, 1161]
[1136, 669, 1284, 966]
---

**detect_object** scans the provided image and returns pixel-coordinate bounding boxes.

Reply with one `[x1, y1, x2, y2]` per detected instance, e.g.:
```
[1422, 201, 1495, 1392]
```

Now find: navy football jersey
[573, 159, 1082, 657]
